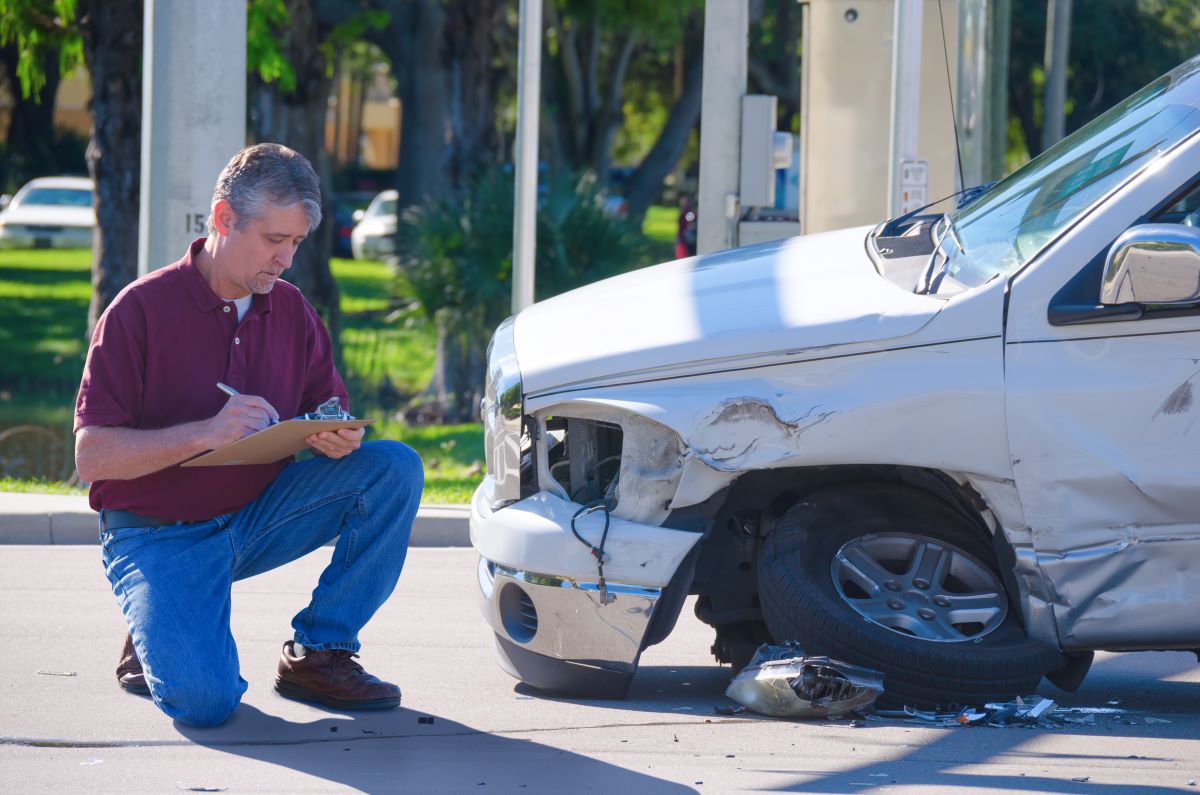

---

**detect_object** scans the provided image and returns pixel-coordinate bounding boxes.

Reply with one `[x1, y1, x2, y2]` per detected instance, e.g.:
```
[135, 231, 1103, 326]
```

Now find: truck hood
[515, 226, 946, 395]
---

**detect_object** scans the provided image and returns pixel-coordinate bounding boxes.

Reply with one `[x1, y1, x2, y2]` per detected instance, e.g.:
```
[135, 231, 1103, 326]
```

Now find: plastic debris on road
[874, 695, 1178, 730]
[724, 642, 884, 719]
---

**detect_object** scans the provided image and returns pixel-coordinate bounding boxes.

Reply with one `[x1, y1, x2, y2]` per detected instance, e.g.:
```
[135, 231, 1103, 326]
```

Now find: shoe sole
[118, 679, 151, 696]
[274, 678, 400, 710]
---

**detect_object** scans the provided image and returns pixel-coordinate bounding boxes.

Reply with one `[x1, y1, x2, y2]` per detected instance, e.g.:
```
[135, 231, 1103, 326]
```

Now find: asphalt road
[2, 546, 1199, 793]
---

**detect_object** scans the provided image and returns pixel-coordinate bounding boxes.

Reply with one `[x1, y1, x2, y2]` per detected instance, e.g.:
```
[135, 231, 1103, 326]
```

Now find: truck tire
[757, 482, 1065, 709]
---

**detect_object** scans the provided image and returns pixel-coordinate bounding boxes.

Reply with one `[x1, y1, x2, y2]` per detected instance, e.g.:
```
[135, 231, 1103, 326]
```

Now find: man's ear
[211, 199, 236, 236]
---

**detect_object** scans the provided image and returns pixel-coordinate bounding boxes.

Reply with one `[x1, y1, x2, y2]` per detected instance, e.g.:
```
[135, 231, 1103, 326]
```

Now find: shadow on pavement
[510, 663, 734, 718]
[176, 703, 696, 793]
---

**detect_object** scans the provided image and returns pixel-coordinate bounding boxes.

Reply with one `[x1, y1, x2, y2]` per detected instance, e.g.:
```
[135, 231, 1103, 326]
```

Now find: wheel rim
[830, 532, 1008, 643]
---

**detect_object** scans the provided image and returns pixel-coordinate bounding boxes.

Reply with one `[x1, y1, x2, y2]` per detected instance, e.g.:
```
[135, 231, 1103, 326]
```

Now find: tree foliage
[0, 0, 80, 100]
[1009, 0, 1200, 159]
[397, 166, 649, 421]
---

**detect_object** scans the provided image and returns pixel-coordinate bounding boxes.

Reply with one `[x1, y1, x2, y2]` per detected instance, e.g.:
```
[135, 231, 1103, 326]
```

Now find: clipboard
[181, 418, 374, 467]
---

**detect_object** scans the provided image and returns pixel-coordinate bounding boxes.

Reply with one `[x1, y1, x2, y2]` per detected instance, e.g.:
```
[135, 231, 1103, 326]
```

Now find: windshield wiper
[917, 215, 961, 295]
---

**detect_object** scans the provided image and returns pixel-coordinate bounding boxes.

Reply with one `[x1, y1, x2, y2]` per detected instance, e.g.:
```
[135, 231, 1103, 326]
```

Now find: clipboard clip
[304, 396, 353, 421]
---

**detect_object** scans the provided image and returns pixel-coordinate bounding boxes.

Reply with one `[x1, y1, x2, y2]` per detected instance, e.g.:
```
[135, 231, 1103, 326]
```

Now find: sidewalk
[0, 492, 470, 546]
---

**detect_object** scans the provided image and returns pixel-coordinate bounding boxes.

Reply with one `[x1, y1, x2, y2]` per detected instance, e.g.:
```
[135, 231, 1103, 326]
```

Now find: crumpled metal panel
[469, 485, 700, 589]
[527, 332, 1014, 493]
[530, 401, 684, 526]
[1006, 322, 1200, 648]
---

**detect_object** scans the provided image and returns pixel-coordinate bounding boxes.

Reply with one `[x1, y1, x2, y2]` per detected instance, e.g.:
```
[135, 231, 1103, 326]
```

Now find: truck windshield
[939, 55, 1200, 288]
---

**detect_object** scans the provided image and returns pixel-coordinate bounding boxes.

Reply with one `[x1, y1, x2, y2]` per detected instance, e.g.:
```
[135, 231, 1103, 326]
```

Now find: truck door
[1004, 136, 1200, 651]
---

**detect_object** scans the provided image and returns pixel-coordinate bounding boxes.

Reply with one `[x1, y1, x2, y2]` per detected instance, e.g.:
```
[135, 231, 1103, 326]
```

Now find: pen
[216, 381, 279, 424]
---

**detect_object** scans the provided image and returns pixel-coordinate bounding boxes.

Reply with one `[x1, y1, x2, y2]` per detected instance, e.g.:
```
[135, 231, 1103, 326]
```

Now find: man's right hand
[75, 395, 281, 482]
[205, 394, 280, 448]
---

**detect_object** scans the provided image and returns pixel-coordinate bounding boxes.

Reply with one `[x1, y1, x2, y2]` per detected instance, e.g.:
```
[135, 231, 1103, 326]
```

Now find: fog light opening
[499, 582, 538, 643]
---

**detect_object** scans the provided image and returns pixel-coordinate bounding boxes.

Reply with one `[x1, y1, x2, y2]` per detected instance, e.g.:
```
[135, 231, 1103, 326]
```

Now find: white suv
[472, 56, 1200, 707]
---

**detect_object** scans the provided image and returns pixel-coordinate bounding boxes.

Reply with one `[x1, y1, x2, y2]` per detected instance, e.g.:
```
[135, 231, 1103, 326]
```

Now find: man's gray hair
[208, 143, 322, 235]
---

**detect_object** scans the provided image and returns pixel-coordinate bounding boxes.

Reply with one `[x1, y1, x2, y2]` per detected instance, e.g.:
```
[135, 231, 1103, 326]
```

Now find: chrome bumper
[477, 556, 662, 698]
[470, 479, 701, 697]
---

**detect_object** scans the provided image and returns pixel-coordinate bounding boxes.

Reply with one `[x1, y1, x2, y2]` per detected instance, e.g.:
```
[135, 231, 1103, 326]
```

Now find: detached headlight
[482, 316, 523, 509]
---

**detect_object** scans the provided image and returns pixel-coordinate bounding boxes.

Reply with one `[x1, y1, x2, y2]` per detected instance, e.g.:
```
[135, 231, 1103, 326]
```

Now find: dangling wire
[571, 499, 614, 604]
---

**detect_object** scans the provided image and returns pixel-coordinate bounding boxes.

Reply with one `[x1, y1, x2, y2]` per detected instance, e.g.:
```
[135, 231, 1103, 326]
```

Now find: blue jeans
[100, 441, 423, 727]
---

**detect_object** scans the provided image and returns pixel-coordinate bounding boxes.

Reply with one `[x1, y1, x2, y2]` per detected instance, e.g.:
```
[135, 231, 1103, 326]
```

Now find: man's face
[213, 201, 310, 298]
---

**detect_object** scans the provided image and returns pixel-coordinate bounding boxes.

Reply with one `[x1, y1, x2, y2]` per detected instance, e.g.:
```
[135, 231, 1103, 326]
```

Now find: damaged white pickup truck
[472, 56, 1200, 708]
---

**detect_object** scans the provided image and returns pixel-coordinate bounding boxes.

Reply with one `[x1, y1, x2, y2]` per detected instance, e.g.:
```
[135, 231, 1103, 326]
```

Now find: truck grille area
[544, 417, 623, 505]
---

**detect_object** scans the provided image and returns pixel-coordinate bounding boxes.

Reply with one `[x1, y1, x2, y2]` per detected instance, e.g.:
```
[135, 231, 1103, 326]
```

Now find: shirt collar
[179, 237, 274, 316]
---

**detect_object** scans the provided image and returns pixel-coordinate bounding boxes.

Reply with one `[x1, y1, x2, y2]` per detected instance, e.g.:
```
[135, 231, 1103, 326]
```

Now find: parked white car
[0, 176, 94, 249]
[473, 56, 1200, 707]
[350, 189, 398, 260]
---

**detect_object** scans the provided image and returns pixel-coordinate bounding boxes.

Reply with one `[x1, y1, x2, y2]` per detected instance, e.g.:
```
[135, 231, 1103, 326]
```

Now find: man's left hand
[307, 426, 365, 459]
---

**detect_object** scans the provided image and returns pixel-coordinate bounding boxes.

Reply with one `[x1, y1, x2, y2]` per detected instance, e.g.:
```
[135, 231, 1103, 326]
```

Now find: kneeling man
[74, 143, 422, 727]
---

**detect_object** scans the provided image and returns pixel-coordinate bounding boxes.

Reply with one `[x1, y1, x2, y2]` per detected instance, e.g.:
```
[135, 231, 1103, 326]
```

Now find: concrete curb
[0, 492, 471, 547]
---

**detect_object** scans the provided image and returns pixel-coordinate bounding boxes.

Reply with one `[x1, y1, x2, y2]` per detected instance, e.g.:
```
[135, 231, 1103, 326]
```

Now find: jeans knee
[368, 441, 423, 492]
[159, 677, 243, 727]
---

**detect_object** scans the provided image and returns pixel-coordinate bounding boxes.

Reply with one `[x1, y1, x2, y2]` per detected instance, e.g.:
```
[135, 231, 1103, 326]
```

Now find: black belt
[100, 509, 176, 531]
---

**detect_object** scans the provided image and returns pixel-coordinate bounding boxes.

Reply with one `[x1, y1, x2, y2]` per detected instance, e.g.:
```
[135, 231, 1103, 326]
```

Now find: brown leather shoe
[274, 641, 401, 710]
[116, 633, 150, 695]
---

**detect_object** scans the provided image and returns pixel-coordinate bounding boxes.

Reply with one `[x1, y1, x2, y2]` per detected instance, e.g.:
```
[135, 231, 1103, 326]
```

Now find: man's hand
[307, 426, 364, 459]
[205, 394, 279, 448]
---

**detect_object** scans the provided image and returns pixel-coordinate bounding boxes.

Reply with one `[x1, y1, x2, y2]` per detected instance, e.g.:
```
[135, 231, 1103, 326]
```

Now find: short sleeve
[74, 294, 147, 432]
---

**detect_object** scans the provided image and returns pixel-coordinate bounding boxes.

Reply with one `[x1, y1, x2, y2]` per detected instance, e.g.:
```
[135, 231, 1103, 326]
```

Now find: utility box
[740, 95, 780, 208]
[799, 0, 960, 234]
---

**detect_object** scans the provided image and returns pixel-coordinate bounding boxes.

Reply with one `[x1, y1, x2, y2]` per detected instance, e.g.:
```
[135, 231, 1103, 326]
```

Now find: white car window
[19, 188, 93, 208]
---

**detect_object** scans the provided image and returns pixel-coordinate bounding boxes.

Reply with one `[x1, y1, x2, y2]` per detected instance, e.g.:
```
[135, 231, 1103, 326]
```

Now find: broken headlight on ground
[725, 642, 885, 718]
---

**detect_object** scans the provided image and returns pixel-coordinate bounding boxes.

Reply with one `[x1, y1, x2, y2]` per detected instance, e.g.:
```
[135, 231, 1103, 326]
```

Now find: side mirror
[1101, 223, 1200, 305]
[352, 209, 365, 223]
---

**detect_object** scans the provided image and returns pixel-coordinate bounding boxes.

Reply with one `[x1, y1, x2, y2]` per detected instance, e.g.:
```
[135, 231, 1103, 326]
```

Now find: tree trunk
[247, 0, 341, 348]
[1009, 76, 1042, 159]
[443, 0, 500, 187]
[0, 43, 63, 192]
[623, 51, 703, 225]
[76, 0, 142, 339]
[430, 308, 486, 424]
[376, 0, 449, 205]
[373, 1, 504, 422]
[748, 0, 801, 132]
[546, 8, 641, 179]
[587, 32, 637, 179]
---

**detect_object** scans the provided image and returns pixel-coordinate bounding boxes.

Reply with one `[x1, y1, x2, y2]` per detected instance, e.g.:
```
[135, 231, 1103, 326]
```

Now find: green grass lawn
[642, 204, 677, 262]
[0, 248, 92, 389]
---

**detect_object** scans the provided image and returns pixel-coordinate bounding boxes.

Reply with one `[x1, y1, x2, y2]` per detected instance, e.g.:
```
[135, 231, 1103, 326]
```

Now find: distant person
[676, 195, 697, 259]
[73, 143, 422, 727]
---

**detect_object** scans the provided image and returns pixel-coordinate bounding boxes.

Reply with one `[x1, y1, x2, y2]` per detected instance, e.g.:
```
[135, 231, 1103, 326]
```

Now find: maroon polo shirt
[74, 239, 348, 521]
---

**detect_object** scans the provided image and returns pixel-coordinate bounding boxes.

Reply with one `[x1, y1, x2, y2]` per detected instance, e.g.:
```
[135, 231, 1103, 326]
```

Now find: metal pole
[987, 0, 1012, 181]
[887, 0, 924, 218]
[512, 0, 542, 314]
[1042, 0, 1072, 151]
[696, 0, 748, 254]
[139, 0, 246, 274]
